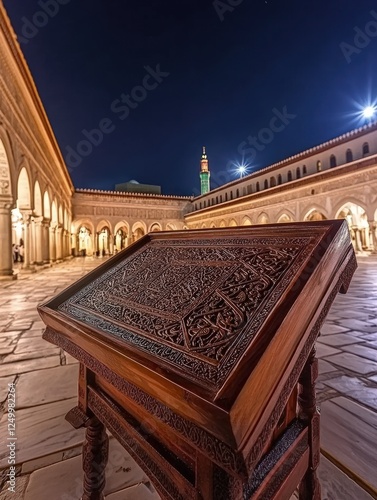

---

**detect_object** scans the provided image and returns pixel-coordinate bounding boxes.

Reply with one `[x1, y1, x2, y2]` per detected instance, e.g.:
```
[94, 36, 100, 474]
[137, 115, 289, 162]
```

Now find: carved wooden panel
[58, 234, 317, 389]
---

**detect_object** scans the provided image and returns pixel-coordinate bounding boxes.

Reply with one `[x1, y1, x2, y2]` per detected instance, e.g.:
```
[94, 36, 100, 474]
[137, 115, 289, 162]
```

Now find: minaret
[200, 146, 210, 195]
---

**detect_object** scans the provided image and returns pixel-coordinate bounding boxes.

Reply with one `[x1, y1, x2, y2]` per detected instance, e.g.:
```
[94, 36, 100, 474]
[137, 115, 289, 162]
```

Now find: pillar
[29, 218, 36, 266]
[369, 220, 377, 253]
[0, 199, 15, 279]
[42, 219, 50, 264]
[353, 227, 363, 252]
[49, 225, 56, 262]
[20, 211, 32, 270]
[56, 226, 62, 261]
[34, 216, 44, 265]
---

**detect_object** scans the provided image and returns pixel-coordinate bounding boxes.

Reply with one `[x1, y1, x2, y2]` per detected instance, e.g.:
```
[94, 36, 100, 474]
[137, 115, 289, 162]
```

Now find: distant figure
[19, 244, 24, 263]
[13, 244, 18, 263]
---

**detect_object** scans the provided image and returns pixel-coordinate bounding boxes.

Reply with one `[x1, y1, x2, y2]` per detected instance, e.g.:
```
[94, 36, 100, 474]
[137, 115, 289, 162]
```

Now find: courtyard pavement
[0, 256, 376, 499]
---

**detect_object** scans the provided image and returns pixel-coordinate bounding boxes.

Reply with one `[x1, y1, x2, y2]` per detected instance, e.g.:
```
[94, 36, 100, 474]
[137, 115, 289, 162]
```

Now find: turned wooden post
[82, 416, 109, 500]
[298, 347, 321, 499]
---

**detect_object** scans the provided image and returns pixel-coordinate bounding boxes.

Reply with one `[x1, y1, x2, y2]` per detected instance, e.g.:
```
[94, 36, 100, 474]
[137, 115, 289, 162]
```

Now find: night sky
[3, 0, 377, 196]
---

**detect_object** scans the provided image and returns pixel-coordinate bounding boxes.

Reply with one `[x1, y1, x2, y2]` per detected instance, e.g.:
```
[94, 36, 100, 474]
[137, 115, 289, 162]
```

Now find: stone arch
[96, 219, 112, 233]
[304, 208, 328, 221]
[74, 219, 95, 256]
[97, 221, 112, 255]
[33, 181, 43, 216]
[257, 212, 269, 224]
[228, 219, 238, 227]
[276, 209, 295, 224]
[277, 213, 293, 223]
[17, 167, 31, 210]
[210, 222, 217, 228]
[58, 204, 64, 225]
[335, 202, 370, 252]
[301, 204, 329, 221]
[149, 222, 162, 232]
[241, 216, 252, 226]
[333, 198, 369, 220]
[0, 132, 16, 277]
[132, 221, 147, 241]
[114, 221, 130, 250]
[43, 191, 51, 219]
[219, 220, 226, 228]
[166, 223, 177, 231]
[201, 222, 207, 228]
[63, 208, 68, 231]
[0, 128, 17, 203]
[114, 220, 130, 235]
[51, 200, 58, 225]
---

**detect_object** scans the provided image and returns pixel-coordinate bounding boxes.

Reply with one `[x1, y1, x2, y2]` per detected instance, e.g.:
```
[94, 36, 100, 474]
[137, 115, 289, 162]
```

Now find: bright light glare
[363, 106, 375, 118]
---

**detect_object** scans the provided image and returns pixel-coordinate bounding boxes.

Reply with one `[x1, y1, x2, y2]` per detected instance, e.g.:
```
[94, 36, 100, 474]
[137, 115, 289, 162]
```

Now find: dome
[128, 179, 139, 184]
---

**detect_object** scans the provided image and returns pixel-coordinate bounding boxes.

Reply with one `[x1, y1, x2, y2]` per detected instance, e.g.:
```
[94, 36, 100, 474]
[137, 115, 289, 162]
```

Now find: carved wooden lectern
[38, 221, 356, 500]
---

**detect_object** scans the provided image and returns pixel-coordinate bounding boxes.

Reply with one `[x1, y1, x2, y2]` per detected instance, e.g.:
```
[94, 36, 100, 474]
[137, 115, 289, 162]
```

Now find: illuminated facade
[0, 1, 376, 281]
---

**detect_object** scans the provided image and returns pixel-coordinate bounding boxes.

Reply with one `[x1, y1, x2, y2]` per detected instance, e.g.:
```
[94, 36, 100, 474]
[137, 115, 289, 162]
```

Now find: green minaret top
[200, 146, 210, 195]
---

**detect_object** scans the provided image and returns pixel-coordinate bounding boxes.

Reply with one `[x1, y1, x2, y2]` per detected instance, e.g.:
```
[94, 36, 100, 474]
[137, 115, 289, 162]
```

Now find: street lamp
[363, 105, 376, 119]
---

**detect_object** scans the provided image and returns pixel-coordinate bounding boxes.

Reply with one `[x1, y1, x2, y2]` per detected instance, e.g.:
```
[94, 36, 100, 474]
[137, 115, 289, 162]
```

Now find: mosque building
[0, 1, 376, 281]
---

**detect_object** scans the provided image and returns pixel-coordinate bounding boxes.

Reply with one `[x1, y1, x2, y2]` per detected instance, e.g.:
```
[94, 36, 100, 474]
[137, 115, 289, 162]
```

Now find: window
[287, 170, 292, 181]
[225, 192, 228, 201]
[346, 149, 353, 163]
[270, 176, 276, 187]
[247, 184, 252, 194]
[296, 167, 301, 179]
[216, 196, 218, 204]
[256, 182, 260, 192]
[264, 179, 268, 189]
[212, 198, 215, 205]
[303, 165, 307, 175]
[362, 142, 369, 156]
[236, 189, 240, 198]
[230, 191, 233, 200]
[316, 160, 322, 172]
[330, 155, 336, 168]
[277, 174, 282, 185]
[220, 195, 222, 203]
[199, 202, 202, 209]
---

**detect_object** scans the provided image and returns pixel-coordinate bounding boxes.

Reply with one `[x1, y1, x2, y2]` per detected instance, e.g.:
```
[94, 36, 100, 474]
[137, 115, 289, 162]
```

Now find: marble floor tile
[322, 352, 377, 375]
[315, 343, 341, 358]
[321, 397, 377, 492]
[0, 356, 61, 377]
[318, 359, 338, 375]
[0, 397, 84, 468]
[341, 344, 377, 363]
[23, 437, 152, 500]
[15, 364, 79, 409]
[318, 455, 374, 500]
[323, 375, 377, 411]
[317, 333, 361, 347]
[320, 324, 350, 335]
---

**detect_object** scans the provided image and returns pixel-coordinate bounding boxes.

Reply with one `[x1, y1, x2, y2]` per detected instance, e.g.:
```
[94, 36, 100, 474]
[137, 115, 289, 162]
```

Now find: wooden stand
[38, 221, 356, 500]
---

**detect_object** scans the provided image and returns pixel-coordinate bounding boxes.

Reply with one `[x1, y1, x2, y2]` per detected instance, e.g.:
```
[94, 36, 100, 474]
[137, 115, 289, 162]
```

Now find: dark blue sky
[4, 0, 377, 195]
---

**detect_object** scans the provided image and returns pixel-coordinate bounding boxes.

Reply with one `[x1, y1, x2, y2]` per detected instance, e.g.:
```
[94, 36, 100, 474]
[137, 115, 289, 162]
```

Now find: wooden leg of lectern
[82, 417, 109, 500]
[298, 347, 321, 500]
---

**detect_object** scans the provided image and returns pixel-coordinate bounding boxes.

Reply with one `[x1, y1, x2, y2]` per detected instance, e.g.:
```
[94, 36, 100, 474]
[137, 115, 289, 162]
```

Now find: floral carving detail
[57, 235, 316, 386]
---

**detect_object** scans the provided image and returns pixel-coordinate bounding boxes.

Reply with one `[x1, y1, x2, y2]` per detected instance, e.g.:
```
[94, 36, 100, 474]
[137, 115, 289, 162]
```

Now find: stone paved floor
[0, 256, 376, 499]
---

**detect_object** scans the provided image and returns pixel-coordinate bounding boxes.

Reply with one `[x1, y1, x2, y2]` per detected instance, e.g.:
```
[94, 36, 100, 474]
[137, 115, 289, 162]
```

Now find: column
[353, 227, 363, 252]
[56, 226, 62, 261]
[20, 211, 32, 270]
[29, 218, 36, 266]
[49, 225, 56, 263]
[42, 219, 50, 264]
[0, 199, 15, 278]
[34, 216, 44, 265]
[109, 234, 113, 255]
[369, 220, 377, 253]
